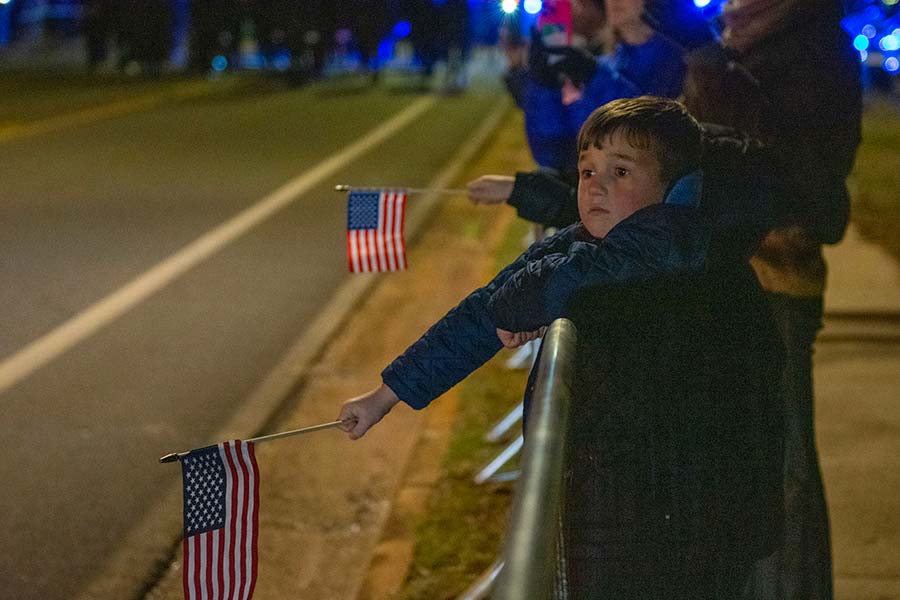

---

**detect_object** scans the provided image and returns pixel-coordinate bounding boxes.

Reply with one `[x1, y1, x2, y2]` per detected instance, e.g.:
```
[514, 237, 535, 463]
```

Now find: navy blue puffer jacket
[382, 180, 709, 410]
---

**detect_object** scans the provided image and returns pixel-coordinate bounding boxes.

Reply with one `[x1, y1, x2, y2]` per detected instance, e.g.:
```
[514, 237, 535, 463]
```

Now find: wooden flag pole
[334, 184, 466, 195]
[159, 420, 346, 464]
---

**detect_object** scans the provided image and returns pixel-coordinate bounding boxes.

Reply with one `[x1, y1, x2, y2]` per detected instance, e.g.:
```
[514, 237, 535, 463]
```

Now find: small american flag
[180, 440, 259, 600]
[347, 188, 408, 273]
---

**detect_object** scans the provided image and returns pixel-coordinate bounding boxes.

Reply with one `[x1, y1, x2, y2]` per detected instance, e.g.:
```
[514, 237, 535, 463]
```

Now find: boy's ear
[663, 170, 703, 208]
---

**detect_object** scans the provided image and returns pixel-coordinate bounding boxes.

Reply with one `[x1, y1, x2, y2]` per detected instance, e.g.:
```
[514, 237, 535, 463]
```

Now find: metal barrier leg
[488, 470, 521, 483]
[504, 341, 535, 369]
[456, 559, 504, 600]
[474, 434, 524, 484]
[484, 401, 524, 443]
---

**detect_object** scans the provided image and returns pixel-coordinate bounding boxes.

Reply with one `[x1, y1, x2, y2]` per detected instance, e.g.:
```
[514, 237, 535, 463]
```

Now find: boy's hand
[338, 384, 401, 440]
[467, 175, 515, 205]
[496, 327, 548, 349]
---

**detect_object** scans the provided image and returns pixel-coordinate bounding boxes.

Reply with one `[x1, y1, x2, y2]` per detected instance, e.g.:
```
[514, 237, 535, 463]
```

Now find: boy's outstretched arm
[338, 384, 401, 440]
[488, 205, 709, 333]
[337, 226, 583, 440]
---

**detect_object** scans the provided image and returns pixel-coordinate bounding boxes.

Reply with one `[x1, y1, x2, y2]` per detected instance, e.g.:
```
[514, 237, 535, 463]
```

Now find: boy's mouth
[587, 207, 609, 215]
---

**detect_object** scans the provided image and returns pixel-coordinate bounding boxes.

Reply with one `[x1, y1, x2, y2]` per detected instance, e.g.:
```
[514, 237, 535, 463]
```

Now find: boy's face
[577, 131, 667, 238]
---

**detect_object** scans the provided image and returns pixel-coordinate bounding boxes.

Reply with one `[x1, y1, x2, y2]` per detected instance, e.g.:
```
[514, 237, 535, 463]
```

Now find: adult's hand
[528, 26, 563, 88]
[338, 384, 401, 440]
[552, 46, 597, 88]
[467, 175, 516, 205]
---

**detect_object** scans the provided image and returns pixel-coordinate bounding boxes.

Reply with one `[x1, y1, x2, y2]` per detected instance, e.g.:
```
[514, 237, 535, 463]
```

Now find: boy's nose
[587, 176, 608, 198]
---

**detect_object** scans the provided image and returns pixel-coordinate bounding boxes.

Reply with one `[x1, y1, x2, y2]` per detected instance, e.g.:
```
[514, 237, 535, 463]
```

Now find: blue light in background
[694, 0, 712, 7]
[859, 49, 869, 62]
[212, 55, 228, 72]
[524, 0, 542, 14]
[862, 24, 877, 38]
[884, 56, 900, 72]
[879, 34, 900, 51]
[502, 0, 518, 14]
[854, 33, 870, 50]
[0, 0, 10, 47]
[272, 51, 291, 71]
[392, 20, 412, 38]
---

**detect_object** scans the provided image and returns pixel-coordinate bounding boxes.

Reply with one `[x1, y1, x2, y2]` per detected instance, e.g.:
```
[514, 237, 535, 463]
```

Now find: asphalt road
[0, 73, 504, 599]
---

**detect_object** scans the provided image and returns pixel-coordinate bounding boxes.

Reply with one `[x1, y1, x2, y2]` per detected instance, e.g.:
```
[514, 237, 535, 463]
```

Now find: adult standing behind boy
[517, 0, 685, 181]
[680, 2, 862, 598]
[337, 97, 784, 597]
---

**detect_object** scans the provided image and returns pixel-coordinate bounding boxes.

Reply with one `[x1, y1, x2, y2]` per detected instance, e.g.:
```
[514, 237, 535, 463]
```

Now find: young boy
[339, 96, 709, 436]
[338, 97, 782, 596]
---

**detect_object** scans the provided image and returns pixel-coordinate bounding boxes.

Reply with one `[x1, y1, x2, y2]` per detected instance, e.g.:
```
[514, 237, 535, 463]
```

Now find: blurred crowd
[76, 0, 474, 85]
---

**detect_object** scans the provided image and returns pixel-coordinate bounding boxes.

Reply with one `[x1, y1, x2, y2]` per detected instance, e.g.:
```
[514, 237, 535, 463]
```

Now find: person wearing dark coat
[679, 1, 862, 598]
[337, 97, 784, 596]
[560, 252, 784, 599]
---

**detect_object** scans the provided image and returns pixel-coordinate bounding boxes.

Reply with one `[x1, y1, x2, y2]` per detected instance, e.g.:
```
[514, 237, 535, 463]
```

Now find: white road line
[0, 96, 437, 396]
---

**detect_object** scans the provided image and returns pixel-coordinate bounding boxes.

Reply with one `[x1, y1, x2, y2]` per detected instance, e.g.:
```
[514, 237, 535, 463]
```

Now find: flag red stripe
[183, 537, 192, 600]
[236, 441, 250, 600]
[205, 530, 213, 599]
[224, 442, 240, 599]
[366, 228, 376, 272]
[247, 443, 260, 599]
[193, 534, 202, 600]
[346, 230, 354, 273]
[358, 230, 366, 273]
[359, 230, 369, 272]
[213, 529, 222, 600]
[360, 230, 369, 272]
[357, 230, 366, 272]
[376, 192, 387, 271]
[396, 193, 407, 269]
[384, 192, 396, 271]
[350, 231, 361, 273]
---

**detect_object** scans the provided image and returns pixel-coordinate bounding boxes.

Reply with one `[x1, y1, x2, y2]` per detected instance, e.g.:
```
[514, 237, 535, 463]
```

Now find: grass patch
[398, 217, 532, 600]
[850, 97, 900, 262]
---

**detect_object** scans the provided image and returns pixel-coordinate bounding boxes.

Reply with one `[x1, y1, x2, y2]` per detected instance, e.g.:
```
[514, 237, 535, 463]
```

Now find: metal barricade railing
[493, 317, 576, 599]
[457, 318, 577, 599]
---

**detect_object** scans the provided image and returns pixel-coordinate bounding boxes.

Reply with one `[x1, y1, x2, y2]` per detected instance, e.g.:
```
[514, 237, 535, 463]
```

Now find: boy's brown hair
[577, 96, 702, 185]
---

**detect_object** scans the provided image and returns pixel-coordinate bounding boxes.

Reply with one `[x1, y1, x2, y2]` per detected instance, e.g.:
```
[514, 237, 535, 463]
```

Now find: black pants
[744, 292, 832, 600]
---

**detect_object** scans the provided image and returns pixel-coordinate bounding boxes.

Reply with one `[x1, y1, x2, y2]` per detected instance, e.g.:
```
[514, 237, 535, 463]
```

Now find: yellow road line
[0, 80, 221, 144]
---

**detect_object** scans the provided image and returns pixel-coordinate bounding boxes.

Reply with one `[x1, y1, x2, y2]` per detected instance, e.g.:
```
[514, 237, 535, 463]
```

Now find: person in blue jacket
[479, 0, 686, 230]
[522, 0, 686, 178]
[338, 96, 709, 435]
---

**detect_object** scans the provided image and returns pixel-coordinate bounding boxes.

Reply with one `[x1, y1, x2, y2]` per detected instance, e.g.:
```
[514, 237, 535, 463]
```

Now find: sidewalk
[819, 226, 900, 599]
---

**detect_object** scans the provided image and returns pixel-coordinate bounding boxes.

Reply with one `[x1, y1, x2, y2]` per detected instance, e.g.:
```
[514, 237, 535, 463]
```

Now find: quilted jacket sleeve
[381, 225, 581, 410]
[487, 205, 710, 333]
[507, 170, 579, 228]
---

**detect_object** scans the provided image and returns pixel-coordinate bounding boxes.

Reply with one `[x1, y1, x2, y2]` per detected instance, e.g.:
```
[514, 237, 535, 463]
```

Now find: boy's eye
[580, 169, 596, 179]
[615, 167, 629, 177]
